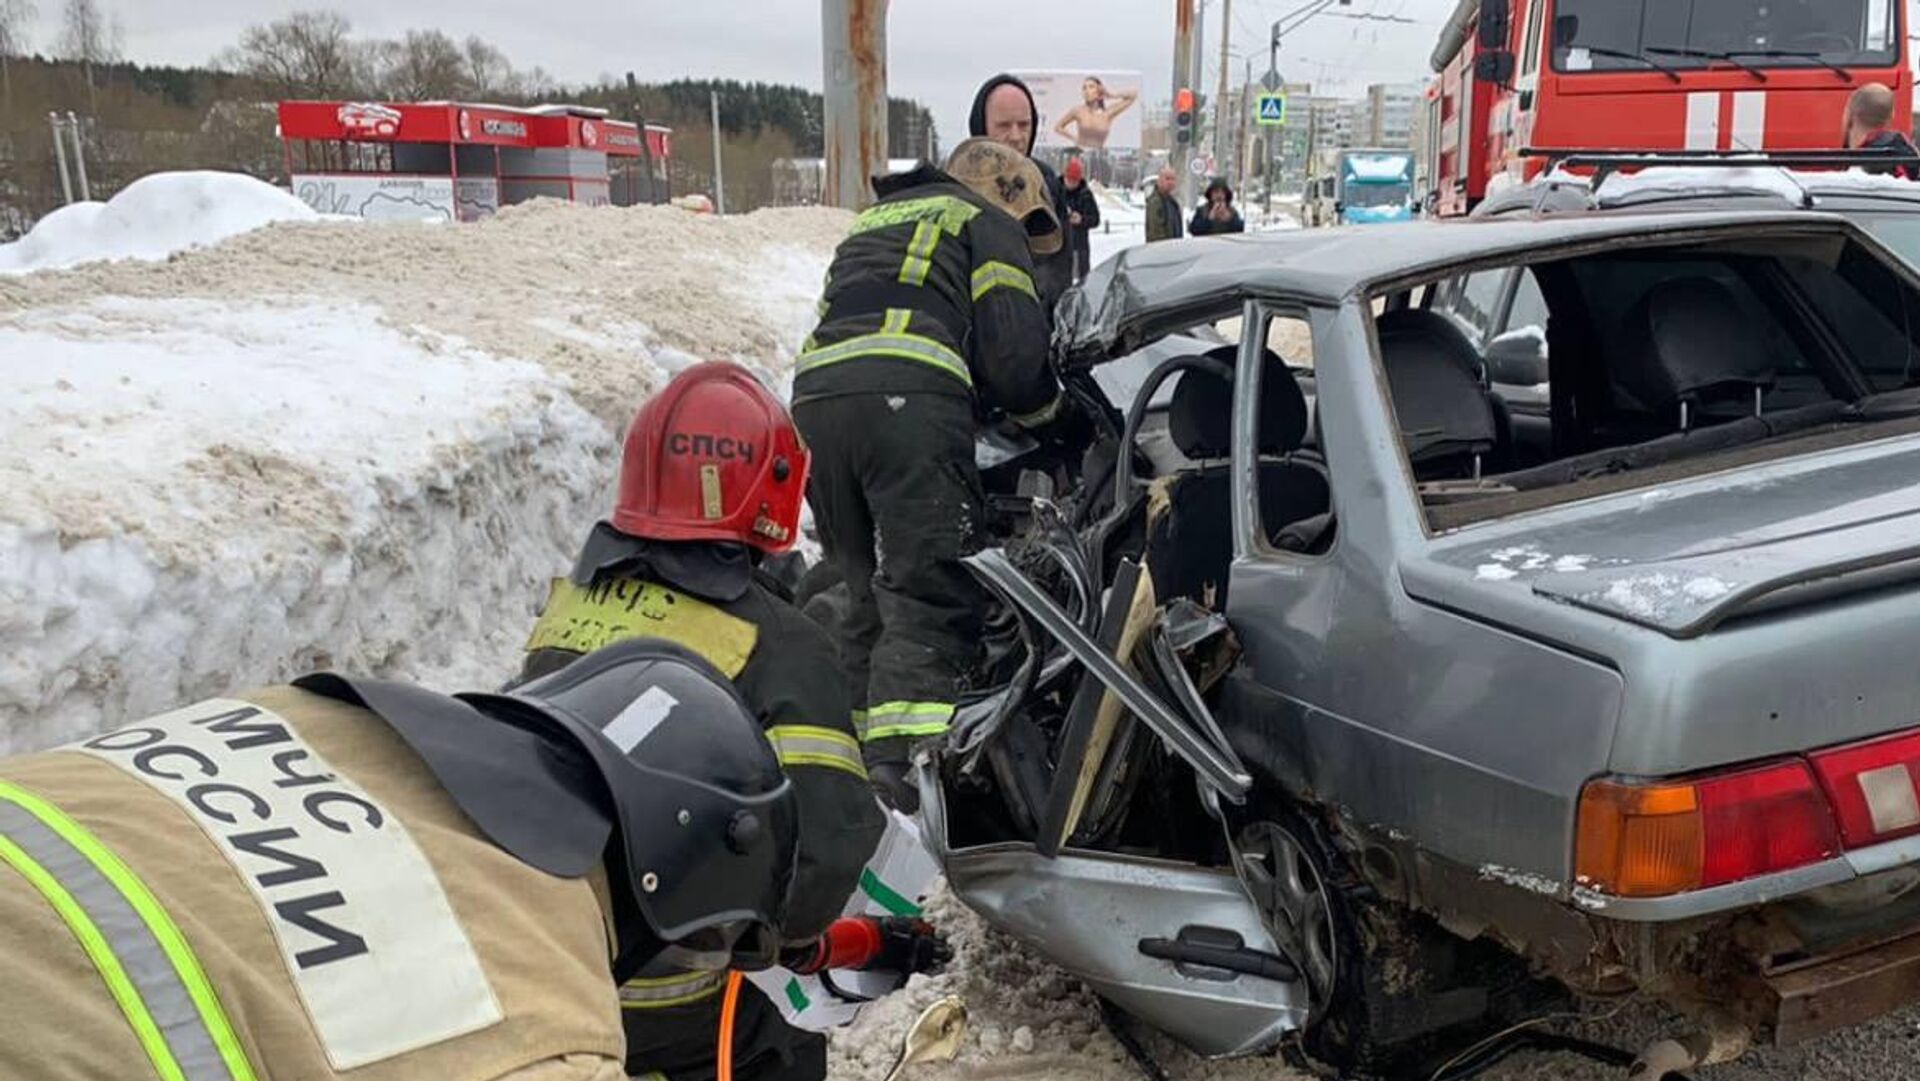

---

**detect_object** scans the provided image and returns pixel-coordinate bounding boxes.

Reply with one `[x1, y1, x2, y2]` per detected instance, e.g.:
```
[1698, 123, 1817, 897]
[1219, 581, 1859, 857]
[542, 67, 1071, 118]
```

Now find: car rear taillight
[1810, 730, 1920, 849]
[1576, 761, 1840, 898]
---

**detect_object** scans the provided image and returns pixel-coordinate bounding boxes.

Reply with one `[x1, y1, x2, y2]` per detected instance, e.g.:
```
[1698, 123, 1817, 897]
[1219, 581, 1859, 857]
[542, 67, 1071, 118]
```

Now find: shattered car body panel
[928, 210, 1920, 1068]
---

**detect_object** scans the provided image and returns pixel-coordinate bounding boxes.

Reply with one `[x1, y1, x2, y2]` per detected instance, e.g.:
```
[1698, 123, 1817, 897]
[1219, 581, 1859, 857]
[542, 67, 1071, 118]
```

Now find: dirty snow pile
[0, 171, 321, 274]
[0, 184, 848, 750]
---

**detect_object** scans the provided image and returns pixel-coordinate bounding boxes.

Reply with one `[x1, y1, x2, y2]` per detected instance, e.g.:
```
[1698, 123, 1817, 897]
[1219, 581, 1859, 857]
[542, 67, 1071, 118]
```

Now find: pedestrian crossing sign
[1257, 93, 1288, 126]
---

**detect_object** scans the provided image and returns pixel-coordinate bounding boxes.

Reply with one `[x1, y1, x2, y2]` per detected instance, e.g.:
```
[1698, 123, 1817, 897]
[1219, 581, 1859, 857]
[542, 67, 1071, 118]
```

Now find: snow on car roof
[1595, 166, 1920, 204]
[1058, 209, 1848, 363]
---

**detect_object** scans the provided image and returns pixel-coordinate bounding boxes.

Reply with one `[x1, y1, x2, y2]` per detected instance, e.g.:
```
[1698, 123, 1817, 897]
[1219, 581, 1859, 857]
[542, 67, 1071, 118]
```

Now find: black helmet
[296, 638, 797, 980]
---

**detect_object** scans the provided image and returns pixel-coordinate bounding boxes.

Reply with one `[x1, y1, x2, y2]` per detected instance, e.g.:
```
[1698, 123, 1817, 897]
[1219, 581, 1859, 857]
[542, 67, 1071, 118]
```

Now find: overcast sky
[44, 0, 1456, 139]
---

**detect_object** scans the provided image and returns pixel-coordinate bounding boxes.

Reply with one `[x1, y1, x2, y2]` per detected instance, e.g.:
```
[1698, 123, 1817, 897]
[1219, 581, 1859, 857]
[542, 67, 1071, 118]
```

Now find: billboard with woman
[1016, 71, 1144, 152]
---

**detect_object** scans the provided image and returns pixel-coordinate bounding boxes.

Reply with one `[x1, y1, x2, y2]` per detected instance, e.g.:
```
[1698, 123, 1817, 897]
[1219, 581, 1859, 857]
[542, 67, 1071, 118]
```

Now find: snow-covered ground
[0, 183, 845, 749]
[0, 172, 321, 274]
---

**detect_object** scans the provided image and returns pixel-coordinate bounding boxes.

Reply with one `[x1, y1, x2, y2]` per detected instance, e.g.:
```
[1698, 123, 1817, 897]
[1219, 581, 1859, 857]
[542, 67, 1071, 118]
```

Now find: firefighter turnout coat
[0, 685, 625, 1081]
[520, 534, 884, 1076]
[791, 163, 1061, 428]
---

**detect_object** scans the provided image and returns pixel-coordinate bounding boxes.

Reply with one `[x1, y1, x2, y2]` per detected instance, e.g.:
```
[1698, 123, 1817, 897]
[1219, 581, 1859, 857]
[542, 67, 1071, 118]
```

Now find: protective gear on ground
[968, 72, 1076, 314]
[0, 676, 682, 1081]
[944, 138, 1063, 256]
[614, 361, 810, 554]
[793, 391, 986, 776]
[520, 523, 884, 1081]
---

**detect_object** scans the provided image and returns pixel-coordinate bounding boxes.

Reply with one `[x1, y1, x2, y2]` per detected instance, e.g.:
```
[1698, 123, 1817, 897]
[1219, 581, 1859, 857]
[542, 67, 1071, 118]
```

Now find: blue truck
[1313, 148, 1417, 226]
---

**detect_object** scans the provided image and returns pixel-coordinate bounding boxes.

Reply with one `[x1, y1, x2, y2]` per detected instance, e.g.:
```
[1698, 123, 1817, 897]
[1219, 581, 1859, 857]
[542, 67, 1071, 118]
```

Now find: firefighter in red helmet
[517, 362, 900, 1081]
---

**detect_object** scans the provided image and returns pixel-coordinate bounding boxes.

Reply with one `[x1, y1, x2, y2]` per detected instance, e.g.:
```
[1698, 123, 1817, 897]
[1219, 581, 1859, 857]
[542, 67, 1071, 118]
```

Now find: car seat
[1142, 346, 1330, 608]
[1376, 309, 1503, 481]
[1615, 276, 1776, 433]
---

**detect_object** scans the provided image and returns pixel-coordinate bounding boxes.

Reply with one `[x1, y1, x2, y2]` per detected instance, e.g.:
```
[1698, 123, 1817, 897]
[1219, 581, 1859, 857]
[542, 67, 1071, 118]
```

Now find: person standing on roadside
[969, 73, 1077, 315]
[1844, 83, 1919, 180]
[1146, 166, 1183, 243]
[1060, 156, 1101, 282]
[1188, 178, 1246, 236]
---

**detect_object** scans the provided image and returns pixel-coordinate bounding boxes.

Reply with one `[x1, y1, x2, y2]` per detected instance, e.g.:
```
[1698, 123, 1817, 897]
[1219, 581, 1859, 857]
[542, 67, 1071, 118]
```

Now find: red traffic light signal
[1174, 87, 1196, 146]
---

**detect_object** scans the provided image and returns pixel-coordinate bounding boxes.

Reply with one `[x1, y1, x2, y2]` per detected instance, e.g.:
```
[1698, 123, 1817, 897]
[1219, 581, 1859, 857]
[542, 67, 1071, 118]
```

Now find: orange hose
[717, 970, 744, 1081]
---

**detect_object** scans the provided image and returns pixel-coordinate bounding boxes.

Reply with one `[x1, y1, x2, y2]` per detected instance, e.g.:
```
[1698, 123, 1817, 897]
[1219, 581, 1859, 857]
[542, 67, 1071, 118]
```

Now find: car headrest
[1167, 345, 1310, 459]
[1617, 276, 1775, 413]
[1376, 309, 1499, 466]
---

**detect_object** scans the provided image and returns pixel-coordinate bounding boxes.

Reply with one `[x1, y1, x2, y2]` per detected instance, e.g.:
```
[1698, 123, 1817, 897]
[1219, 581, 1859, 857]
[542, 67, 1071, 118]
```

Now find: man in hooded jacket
[970, 73, 1077, 315]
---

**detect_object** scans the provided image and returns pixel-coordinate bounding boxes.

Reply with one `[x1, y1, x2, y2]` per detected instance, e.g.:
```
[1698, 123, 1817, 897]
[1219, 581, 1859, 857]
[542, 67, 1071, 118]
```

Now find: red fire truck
[1426, 0, 1910, 216]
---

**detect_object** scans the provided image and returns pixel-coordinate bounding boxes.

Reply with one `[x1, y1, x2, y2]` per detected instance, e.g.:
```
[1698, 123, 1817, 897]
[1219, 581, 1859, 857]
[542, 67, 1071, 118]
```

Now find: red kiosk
[278, 101, 673, 221]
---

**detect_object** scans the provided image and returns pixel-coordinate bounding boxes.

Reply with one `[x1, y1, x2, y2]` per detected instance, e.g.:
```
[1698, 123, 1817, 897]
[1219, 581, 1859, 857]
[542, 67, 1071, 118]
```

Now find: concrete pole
[822, 0, 890, 211]
[48, 112, 72, 205]
[68, 111, 90, 202]
[1172, 0, 1196, 205]
[709, 91, 726, 214]
[1212, 0, 1232, 171]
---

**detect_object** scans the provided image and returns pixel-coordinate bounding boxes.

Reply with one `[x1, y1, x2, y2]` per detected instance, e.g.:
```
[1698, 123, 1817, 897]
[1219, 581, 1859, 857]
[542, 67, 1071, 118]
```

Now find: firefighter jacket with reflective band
[521, 533, 886, 1019]
[0, 685, 625, 1081]
[793, 165, 1061, 427]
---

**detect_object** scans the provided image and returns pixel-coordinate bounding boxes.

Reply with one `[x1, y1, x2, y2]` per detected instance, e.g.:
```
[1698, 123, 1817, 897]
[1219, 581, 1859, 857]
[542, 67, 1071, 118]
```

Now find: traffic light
[1174, 87, 1196, 147]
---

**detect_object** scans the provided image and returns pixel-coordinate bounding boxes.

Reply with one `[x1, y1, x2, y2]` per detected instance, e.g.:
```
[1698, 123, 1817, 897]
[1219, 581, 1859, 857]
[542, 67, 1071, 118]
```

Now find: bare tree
[0, 0, 37, 114]
[221, 10, 359, 98]
[58, 0, 120, 63]
[58, 0, 121, 111]
[462, 35, 516, 99]
[372, 29, 468, 101]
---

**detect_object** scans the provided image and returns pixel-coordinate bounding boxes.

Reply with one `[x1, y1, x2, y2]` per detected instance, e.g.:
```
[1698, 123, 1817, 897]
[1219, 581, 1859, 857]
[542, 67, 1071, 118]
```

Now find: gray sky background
[33, 0, 1457, 141]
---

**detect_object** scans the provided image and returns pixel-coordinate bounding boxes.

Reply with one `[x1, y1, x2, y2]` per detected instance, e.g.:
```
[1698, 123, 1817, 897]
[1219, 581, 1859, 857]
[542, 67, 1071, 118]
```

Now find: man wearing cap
[792, 138, 1072, 813]
[0, 639, 802, 1081]
[1060, 157, 1101, 283]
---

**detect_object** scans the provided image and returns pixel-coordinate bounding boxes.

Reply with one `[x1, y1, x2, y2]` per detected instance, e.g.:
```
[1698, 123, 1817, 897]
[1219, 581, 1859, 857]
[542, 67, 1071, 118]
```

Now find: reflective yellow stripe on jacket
[794, 309, 972, 387]
[766, 725, 867, 780]
[0, 779, 257, 1081]
[619, 969, 725, 1011]
[898, 221, 942, 286]
[970, 260, 1038, 303]
[854, 701, 955, 742]
[848, 194, 981, 239]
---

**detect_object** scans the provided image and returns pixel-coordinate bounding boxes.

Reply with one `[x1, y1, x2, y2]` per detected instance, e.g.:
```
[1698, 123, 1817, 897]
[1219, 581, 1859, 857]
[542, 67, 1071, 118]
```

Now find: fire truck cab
[1427, 0, 1910, 216]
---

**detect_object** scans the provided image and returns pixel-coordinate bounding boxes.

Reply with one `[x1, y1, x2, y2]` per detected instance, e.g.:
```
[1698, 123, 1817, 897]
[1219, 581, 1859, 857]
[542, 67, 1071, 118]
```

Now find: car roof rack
[1520, 147, 1920, 189]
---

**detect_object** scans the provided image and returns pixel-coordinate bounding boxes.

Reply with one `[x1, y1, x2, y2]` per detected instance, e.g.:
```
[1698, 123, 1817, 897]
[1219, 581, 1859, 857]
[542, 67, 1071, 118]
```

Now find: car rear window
[1378, 233, 1920, 532]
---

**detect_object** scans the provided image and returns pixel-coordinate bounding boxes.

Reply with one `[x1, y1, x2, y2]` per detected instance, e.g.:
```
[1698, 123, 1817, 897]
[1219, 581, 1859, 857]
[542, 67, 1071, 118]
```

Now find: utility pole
[821, 0, 891, 211]
[68, 111, 89, 202]
[1172, 0, 1197, 204]
[48, 112, 72, 205]
[1212, 0, 1233, 172]
[709, 90, 726, 214]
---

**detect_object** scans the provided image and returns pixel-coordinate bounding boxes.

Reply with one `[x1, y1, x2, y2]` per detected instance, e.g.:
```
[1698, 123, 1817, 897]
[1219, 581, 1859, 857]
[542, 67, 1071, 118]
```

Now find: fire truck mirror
[1475, 0, 1511, 50]
[1552, 15, 1578, 49]
[1474, 51, 1516, 87]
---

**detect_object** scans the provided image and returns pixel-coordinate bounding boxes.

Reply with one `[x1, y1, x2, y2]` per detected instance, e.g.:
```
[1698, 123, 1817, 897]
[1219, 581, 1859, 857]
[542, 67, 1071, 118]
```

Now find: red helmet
[613, 361, 809, 553]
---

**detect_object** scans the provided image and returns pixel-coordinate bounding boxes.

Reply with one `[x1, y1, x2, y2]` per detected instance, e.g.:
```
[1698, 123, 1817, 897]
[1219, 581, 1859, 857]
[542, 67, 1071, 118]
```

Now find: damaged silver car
[910, 209, 1920, 1077]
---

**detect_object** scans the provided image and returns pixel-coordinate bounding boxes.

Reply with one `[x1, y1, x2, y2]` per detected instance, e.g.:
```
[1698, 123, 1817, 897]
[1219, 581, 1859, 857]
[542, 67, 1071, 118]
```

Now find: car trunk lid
[1414, 436, 1920, 639]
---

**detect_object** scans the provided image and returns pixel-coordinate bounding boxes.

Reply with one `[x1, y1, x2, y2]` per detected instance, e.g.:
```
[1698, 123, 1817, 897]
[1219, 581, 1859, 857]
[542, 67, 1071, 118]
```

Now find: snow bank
[0, 200, 847, 750]
[0, 171, 321, 274]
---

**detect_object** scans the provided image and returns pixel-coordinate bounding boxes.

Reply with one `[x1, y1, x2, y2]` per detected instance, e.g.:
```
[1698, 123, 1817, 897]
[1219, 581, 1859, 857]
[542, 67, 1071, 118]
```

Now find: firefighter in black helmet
[792, 138, 1079, 812]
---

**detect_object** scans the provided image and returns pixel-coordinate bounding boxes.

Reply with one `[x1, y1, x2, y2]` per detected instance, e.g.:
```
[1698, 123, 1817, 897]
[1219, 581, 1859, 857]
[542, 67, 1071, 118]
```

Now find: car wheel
[1233, 805, 1561, 1079]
